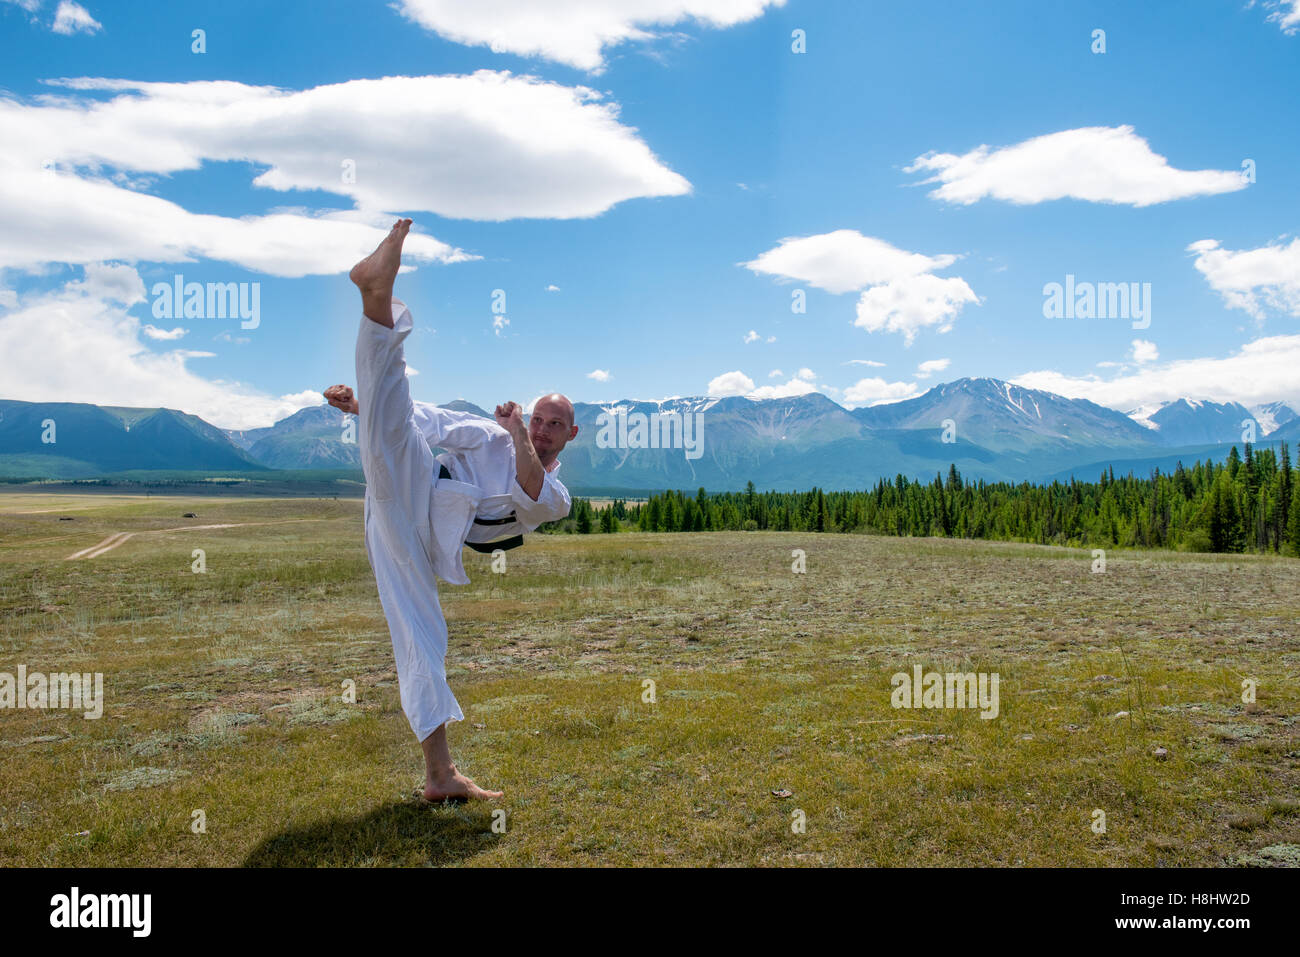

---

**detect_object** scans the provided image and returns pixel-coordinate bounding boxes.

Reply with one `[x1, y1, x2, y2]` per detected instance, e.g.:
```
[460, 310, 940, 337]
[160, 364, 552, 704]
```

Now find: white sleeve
[511, 471, 572, 529]
[410, 400, 503, 454]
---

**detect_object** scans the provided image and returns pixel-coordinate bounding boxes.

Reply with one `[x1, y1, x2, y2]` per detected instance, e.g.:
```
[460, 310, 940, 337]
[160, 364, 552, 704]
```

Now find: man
[328, 218, 577, 802]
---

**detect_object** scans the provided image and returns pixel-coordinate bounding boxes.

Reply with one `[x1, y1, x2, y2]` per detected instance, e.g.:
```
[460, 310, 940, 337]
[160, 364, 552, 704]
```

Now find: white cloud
[1131, 339, 1158, 363]
[844, 358, 885, 367]
[743, 329, 759, 343]
[842, 377, 922, 407]
[915, 358, 950, 378]
[0, 267, 321, 430]
[2, 0, 42, 12]
[1012, 335, 1300, 411]
[742, 229, 957, 295]
[394, 0, 786, 71]
[907, 126, 1246, 207]
[66, 262, 144, 303]
[707, 368, 822, 400]
[768, 368, 782, 378]
[493, 315, 510, 336]
[1266, 0, 1300, 34]
[0, 71, 691, 275]
[707, 370, 754, 396]
[748, 375, 818, 399]
[855, 274, 978, 345]
[0, 289, 17, 309]
[406, 366, 419, 377]
[52, 1, 98, 34]
[586, 368, 611, 382]
[142, 324, 187, 341]
[0, 170, 471, 277]
[545, 284, 561, 292]
[1187, 237, 1300, 319]
[766, 335, 775, 343]
[744, 229, 978, 343]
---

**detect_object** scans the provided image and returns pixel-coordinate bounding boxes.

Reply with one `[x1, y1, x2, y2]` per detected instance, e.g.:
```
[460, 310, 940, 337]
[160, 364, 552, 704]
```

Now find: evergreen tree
[1226, 445, 1241, 480]
[1208, 473, 1244, 552]
[1289, 477, 1300, 556]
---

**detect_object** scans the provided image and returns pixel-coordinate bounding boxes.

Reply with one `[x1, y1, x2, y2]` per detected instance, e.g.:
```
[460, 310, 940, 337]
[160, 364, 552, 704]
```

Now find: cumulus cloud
[842, 377, 922, 407]
[768, 368, 783, 378]
[1130, 339, 1158, 363]
[907, 126, 1246, 207]
[743, 229, 978, 343]
[142, 324, 187, 341]
[545, 284, 560, 291]
[586, 368, 611, 382]
[855, 274, 979, 345]
[707, 370, 755, 396]
[748, 375, 819, 399]
[743, 329, 759, 343]
[0, 265, 321, 430]
[0, 71, 691, 274]
[1012, 335, 1300, 411]
[52, 1, 98, 34]
[707, 368, 821, 400]
[915, 358, 950, 378]
[742, 229, 958, 295]
[66, 262, 144, 303]
[394, 0, 787, 71]
[1187, 237, 1300, 319]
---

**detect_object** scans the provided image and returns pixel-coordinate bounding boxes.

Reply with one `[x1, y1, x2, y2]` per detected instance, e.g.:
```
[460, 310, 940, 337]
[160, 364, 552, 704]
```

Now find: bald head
[527, 393, 578, 465]
[535, 393, 574, 427]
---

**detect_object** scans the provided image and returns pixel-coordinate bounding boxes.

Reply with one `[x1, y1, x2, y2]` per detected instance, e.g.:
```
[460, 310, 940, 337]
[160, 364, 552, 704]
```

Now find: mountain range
[1, 379, 1295, 491]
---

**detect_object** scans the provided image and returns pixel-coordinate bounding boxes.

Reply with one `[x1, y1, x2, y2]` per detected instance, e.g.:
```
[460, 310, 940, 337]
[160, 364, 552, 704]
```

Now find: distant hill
[1251, 401, 1299, 436]
[2, 382, 1296, 488]
[1138, 398, 1258, 446]
[221, 400, 495, 470]
[0, 400, 267, 478]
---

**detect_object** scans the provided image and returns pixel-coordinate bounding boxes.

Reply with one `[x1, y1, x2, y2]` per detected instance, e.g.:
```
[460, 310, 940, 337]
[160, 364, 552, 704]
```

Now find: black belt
[438, 464, 525, 552]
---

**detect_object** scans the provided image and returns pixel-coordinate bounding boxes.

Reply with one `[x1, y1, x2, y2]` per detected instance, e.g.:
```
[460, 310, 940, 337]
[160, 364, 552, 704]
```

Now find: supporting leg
[420, 725, 504, 802]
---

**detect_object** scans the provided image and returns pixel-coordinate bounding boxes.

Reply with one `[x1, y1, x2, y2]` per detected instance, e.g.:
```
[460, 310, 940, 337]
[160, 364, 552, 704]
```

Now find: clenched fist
[494, 401, 524, 432]
[323, 384, 358, 415]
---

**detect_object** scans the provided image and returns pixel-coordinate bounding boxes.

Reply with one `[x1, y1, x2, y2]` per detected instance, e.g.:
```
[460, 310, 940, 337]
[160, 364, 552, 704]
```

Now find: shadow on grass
[243, 800, 497, 867]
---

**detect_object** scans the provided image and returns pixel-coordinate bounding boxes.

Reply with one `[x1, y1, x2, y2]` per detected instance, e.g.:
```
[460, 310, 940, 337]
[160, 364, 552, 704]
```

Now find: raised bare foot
[350, 218, 411, 327]
[421, 764, 504, 802]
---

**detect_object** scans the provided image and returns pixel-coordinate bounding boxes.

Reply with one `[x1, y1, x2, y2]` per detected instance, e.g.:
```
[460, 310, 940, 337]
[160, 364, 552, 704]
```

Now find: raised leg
[350, 218, 411, 328]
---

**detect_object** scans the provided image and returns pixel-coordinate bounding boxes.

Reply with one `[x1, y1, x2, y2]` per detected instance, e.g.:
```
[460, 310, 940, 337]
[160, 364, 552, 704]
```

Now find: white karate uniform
[354, 298, 571, 741]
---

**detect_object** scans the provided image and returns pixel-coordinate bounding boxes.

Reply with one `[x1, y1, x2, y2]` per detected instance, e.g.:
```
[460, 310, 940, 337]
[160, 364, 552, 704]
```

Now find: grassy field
[1, 490, 1298, 867]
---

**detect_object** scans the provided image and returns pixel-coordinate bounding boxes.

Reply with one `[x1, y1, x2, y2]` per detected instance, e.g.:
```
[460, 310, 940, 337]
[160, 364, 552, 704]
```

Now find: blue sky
[1, 0, 1298, 429]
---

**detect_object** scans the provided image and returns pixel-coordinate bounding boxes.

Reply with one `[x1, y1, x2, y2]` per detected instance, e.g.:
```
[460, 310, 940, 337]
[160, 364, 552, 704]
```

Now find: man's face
[528, 396, 577, 461]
